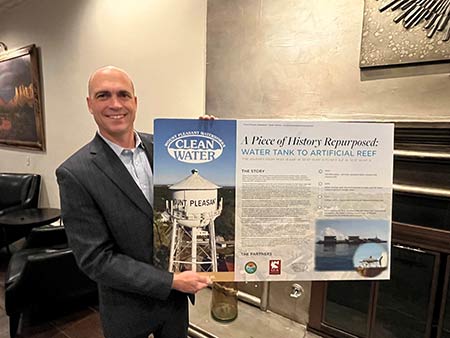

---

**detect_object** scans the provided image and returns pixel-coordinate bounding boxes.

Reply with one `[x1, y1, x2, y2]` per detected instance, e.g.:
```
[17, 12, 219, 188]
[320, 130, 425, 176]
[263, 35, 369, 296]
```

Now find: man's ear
[87, 97, 93, 114]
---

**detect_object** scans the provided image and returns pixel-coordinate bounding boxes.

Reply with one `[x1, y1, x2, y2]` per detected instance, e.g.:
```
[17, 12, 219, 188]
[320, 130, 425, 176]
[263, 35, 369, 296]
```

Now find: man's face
[87, 68, 137, 141]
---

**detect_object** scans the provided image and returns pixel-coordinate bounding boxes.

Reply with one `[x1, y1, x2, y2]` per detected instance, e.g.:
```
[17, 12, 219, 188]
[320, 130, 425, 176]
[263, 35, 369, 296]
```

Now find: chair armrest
[27, 247, 73, 262]
[8, 248, 87, 287]
[0, 205, 22, 216]
[5, 248, 75, 299]
[23, 225, 68, 248]
[5, 247, 96, 315]
[5, 247, 72, 286]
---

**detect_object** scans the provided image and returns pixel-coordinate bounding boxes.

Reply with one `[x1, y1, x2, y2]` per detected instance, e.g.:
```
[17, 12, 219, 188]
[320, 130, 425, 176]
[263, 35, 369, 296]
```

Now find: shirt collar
[98, 131, 144, 157]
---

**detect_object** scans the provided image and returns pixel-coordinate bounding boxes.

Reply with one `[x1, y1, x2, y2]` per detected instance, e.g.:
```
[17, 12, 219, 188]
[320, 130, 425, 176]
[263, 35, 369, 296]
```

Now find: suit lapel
[139, 132, 153, 171]
[89, 134, 152, 218]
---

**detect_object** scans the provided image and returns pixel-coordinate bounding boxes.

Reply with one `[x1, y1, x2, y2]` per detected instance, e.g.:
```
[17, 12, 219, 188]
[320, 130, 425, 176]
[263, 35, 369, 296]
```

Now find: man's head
[87, 66, 137, 145]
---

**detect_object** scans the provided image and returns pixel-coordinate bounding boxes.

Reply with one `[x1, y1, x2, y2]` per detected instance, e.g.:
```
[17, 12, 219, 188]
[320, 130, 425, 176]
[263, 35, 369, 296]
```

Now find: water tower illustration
[166, 169, 223, 272]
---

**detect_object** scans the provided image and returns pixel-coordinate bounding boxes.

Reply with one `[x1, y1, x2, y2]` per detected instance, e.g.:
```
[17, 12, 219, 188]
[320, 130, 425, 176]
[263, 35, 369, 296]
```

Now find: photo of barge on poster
[153, 119, 394, 281]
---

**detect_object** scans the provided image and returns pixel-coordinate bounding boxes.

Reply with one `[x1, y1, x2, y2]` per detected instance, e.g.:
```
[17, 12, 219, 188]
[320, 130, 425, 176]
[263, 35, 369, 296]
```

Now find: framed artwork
[360, 0, 450, 70]
[0, 44, 45, 151]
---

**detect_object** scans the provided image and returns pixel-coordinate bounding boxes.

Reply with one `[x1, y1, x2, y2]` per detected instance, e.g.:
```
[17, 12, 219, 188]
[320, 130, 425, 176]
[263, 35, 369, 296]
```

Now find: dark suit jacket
[56, 132, 183, 338]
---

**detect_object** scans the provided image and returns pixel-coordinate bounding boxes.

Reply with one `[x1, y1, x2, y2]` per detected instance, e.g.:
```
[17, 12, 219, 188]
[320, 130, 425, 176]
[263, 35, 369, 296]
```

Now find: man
[56, 66, 211, 338]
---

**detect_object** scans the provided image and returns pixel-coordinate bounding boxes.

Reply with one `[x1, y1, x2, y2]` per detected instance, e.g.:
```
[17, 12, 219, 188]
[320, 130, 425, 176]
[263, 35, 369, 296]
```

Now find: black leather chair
[5, 225, 97, 338]
[0, 173, 41, 250]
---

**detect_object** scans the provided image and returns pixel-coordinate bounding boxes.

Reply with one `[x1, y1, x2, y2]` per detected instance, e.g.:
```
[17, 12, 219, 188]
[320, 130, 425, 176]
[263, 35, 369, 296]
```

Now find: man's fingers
[198, 275, 212, 284]
[199, 114, 217, 120]
[172, 271, 213, 293]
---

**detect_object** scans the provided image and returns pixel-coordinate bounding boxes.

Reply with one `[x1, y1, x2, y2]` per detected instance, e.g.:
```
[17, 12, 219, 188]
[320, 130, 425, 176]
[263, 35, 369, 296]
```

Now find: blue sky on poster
[316, 219, 390, 241]
[153, 119, 236, 186]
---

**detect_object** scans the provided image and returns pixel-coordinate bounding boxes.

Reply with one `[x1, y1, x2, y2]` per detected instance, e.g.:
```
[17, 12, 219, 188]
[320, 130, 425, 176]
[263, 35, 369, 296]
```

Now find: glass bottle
[210, 281, 238, 322]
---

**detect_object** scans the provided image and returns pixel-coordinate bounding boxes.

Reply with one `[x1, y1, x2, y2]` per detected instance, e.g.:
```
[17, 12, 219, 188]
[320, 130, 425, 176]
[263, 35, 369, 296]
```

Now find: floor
[189, 289, 322, 338]
[0, 245, 322, 338]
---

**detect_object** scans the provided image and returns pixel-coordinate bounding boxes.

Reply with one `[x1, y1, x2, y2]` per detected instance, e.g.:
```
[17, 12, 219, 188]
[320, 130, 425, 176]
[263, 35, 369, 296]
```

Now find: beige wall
[206, 0, 450, 121]
[0, 0, 207, 208]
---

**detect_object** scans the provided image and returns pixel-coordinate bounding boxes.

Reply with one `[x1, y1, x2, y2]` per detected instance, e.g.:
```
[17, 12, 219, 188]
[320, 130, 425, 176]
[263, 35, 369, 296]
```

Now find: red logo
[269, 260, 281, 275]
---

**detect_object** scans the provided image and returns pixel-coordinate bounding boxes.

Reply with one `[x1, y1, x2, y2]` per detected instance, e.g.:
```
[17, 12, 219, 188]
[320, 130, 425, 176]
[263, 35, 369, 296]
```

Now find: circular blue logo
[245, 261, 257, 274]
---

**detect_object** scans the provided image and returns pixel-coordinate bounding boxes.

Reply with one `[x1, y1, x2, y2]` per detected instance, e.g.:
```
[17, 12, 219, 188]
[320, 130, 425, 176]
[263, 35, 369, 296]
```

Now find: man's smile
[107, 114, 126, 119]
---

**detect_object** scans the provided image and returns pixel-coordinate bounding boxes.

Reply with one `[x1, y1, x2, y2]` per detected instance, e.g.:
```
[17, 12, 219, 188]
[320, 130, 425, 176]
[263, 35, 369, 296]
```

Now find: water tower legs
[168, 218, 219, 273]
[168, 219, 178, 272]
[191, 227, 199, 271]
[209, 220, 218, 272]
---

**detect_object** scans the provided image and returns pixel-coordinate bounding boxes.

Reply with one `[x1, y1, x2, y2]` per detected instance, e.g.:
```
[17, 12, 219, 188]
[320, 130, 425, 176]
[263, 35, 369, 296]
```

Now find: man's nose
[109, 95, 122, 109]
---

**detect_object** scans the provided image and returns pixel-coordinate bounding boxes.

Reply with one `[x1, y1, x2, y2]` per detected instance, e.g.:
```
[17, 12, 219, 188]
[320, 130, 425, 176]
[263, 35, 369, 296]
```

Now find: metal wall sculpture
[360, 0, 450, 68]
[379, 0, 450, 41]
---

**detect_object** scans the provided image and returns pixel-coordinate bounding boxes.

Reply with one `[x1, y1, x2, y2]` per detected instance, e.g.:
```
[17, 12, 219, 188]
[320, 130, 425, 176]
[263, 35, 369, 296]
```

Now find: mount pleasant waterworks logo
[244, 261, 257, 274]
[165, 131, 225, 164]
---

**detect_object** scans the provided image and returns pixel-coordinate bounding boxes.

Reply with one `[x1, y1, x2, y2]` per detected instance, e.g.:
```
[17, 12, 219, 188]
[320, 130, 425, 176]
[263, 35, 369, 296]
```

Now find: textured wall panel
[206, 0, 450, 121]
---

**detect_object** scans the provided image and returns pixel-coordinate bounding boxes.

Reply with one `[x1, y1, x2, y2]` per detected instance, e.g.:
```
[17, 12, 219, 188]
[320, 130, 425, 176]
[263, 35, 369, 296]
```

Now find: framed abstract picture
[0, 44, 45, 150]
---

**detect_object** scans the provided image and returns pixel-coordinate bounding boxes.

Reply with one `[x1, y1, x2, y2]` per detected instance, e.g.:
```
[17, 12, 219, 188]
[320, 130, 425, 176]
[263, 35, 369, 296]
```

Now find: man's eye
[119, 92, 132, 98]
[96, 93, 108, 99]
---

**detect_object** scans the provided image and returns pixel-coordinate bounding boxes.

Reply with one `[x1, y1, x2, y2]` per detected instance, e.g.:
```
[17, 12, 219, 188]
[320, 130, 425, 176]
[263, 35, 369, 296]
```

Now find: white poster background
[235, 121, 393, 281]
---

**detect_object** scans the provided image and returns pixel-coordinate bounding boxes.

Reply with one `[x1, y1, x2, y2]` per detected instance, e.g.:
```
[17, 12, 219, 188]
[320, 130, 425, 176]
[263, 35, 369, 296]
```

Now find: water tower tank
[169, 169, 220, 227]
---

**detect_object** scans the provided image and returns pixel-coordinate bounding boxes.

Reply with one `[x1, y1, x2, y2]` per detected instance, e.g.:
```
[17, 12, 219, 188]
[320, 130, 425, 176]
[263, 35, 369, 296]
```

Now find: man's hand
[199, 114, 217, 120]
[172, 271, 212, 294]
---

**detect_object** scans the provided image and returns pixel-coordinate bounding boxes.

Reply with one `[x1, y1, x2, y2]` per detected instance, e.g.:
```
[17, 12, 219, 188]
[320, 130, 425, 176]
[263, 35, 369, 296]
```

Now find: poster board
[153, 119, 394, 281]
